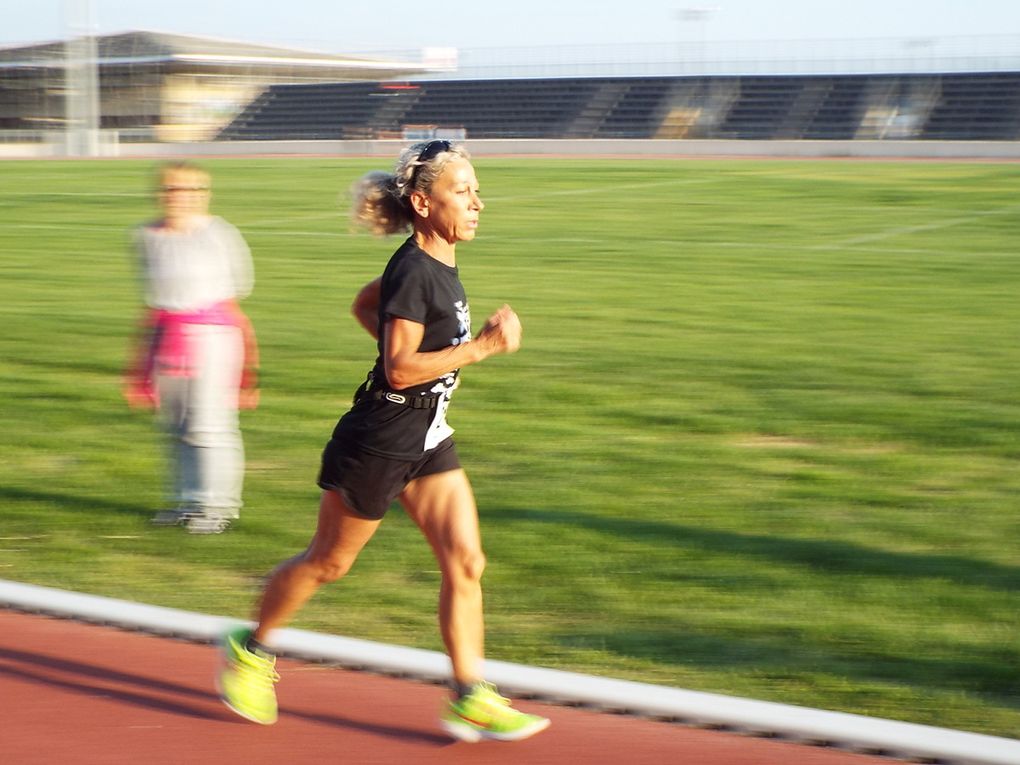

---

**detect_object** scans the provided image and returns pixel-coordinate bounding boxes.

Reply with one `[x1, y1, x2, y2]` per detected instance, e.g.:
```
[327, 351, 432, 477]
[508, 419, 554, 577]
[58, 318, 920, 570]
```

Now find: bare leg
[400, 469, 485, 687]
[252, 490, 381, 644]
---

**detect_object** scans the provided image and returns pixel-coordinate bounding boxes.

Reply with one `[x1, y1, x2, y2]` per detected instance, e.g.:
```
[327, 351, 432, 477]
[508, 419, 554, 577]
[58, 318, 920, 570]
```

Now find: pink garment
[124, 300, 259, 409]
[151, 301, 240, 376]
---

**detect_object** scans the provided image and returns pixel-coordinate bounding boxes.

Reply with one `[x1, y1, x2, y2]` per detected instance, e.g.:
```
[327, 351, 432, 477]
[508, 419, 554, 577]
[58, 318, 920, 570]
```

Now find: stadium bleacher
[217, 72, 1020, 143]
[802, 78, 869, 140]
[921, 73, 1020, 140]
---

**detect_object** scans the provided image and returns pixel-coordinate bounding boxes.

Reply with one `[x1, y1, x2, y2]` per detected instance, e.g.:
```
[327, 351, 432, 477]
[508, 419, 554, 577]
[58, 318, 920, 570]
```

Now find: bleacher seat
[921, 73, 1020, 139]
[217, 72, 1020, 143]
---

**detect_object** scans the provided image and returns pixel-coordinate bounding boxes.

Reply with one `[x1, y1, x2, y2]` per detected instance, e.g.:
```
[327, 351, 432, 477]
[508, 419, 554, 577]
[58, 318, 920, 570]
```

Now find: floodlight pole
[64, 0, 101, 157]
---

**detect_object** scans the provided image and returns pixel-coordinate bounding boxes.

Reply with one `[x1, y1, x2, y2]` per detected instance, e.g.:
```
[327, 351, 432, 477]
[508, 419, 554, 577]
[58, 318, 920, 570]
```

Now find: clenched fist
[477, 304, 522, 355]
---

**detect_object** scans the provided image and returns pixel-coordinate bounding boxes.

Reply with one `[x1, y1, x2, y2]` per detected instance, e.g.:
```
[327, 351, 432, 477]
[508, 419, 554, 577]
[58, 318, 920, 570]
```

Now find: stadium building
[0, 30, 437, 144]
[1, 30, 1019, 155]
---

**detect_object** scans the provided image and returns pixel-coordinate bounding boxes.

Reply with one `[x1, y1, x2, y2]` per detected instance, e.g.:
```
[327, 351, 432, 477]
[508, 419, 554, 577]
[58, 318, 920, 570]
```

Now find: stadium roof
[0, 30, 438, 79]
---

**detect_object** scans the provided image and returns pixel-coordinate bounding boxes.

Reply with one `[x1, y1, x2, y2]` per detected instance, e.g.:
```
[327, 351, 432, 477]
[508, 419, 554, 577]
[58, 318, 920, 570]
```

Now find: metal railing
[339, 34, 1020, 81]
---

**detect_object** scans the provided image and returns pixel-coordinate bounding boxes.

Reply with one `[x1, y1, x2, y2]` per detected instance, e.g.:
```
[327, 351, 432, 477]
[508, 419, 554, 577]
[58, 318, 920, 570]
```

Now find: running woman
[217, 140, 549, 742]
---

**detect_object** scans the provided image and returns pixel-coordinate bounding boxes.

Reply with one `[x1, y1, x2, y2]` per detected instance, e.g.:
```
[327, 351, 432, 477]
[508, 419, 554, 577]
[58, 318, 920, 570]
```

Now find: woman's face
[158, 167, 210, 223]
[419, 157, 484, 244]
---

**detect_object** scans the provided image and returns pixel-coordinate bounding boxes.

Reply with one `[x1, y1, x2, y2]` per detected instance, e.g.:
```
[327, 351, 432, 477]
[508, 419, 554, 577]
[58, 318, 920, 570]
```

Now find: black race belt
[362, 388, 441, 410]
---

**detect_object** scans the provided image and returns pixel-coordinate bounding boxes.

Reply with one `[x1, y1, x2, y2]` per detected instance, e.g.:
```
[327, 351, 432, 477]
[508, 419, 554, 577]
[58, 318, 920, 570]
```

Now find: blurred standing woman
[218, 140, 549, 742]
[125, 161, 258, 534]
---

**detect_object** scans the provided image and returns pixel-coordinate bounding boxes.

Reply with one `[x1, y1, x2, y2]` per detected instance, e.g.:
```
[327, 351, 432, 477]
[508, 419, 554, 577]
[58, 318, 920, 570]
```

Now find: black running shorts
[317, 437, 460, 520]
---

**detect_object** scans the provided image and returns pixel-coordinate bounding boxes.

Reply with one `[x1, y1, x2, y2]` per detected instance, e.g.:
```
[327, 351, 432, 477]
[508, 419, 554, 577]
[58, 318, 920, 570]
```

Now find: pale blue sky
[2, 1, 1018, 52]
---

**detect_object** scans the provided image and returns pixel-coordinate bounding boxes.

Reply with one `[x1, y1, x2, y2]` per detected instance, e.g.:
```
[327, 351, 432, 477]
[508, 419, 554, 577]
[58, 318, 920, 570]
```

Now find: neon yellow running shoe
[441, 681, 551, 742]
[218, 626, 279, 725]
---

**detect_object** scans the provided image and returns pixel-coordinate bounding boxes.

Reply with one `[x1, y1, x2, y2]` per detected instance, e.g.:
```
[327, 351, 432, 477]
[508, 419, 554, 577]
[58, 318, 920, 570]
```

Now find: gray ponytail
[351, 141, 469, 236]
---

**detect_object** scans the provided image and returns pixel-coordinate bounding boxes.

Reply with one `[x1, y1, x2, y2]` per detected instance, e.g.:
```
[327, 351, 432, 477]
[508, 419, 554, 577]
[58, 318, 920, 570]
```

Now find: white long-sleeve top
[135, 216, 254, 311]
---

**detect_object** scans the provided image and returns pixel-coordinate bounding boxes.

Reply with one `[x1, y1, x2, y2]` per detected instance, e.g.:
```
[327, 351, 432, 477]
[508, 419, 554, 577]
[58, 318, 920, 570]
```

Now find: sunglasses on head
[410, 140, 452, 186]
[417, 139, 451, 163]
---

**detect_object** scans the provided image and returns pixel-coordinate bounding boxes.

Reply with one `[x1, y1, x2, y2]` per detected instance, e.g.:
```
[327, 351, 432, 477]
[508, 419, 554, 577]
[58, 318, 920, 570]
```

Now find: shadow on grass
[498, 507, 1020, 706]
[558, 626, 1020, 702]
[0, 485, 149, 518]
[496, 506, 1020, 590]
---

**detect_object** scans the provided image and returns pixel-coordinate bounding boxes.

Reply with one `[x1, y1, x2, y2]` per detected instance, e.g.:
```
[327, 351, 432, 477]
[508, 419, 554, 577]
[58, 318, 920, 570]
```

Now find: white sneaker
[185, 511, 231, 534]
[151, 507, 201, 526]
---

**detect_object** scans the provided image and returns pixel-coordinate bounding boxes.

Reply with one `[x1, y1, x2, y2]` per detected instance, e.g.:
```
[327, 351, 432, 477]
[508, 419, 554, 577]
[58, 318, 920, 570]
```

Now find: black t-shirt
[331, 238, 471, 458]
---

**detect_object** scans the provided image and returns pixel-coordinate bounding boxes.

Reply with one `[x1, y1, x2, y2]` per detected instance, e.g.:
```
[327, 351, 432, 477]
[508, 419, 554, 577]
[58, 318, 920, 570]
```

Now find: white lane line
[816, 204, 1020, 249]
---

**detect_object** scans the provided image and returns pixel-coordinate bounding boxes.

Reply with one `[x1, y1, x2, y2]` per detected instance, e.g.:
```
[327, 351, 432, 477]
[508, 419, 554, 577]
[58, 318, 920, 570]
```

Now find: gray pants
[156, 324, 245, 517]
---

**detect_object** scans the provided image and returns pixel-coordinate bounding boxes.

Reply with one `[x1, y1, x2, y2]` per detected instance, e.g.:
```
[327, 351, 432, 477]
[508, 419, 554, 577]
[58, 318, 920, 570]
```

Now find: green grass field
[1, 156, 1018, 738]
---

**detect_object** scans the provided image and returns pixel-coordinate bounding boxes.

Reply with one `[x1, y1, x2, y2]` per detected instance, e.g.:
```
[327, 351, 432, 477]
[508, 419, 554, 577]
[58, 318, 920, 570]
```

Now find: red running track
[0, 610, 895, 765]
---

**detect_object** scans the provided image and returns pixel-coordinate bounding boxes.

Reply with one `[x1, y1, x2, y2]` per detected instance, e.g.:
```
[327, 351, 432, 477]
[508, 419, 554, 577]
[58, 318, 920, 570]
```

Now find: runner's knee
[449, 549, 486, 583]
[305, 553, 357, 584]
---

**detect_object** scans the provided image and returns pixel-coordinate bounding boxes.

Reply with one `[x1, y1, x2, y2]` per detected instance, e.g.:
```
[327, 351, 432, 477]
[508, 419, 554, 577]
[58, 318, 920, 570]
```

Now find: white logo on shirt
[452, 300, 471, 345]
